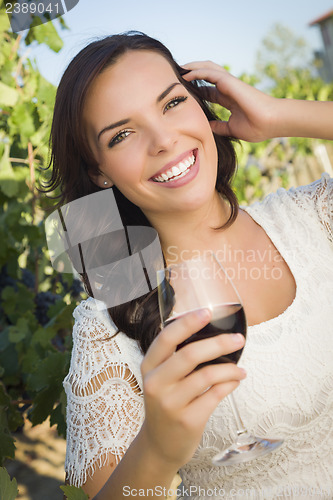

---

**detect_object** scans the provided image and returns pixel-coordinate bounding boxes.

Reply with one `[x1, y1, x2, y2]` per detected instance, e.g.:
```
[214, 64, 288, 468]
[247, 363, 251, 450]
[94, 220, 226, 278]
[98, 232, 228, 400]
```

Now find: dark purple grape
[70, 279, 84, 299]
[20, 268, 35, 289]
[34, 291, 60, 326]
[0, 266, 17, 291]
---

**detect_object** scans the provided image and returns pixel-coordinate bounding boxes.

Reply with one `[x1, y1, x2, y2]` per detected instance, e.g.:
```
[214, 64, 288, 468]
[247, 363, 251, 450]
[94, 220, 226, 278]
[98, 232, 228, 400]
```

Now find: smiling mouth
[151, 151, 197, 183]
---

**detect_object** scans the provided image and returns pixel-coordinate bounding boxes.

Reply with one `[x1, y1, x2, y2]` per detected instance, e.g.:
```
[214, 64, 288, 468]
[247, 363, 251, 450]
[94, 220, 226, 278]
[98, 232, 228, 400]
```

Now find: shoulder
[283, 172, 332, 207]
[246, 173, 332, 221]
[66, 297, 144, 386]
[72, 296, 118, 342]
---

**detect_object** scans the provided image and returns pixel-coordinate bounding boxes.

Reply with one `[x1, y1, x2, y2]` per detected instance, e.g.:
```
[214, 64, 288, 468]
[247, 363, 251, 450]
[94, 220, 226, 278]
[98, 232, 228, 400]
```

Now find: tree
[256, 23, 313, 80]
[0, 7, 84, 472]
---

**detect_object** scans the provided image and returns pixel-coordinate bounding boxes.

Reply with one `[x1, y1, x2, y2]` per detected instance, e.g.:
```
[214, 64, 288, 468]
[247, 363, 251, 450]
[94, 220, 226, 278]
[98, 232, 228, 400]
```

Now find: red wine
[166, 304, 247, 370]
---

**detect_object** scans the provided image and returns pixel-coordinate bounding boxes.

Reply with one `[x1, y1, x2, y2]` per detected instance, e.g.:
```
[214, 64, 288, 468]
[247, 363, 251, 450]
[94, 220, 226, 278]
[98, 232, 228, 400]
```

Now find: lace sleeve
[63, 298, 145, 488]
[287, 173, 333, 243]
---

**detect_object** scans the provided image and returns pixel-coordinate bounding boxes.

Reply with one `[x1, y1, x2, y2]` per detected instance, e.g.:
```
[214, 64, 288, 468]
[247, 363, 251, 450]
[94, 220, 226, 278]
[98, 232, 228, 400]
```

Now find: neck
[143, 190, 232, 265]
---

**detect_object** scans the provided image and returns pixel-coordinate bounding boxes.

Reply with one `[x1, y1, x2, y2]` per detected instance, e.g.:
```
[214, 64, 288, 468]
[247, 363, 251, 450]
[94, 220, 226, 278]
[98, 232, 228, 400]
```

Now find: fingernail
[239, 368, 247, 377]
[232, 333, 244, 343]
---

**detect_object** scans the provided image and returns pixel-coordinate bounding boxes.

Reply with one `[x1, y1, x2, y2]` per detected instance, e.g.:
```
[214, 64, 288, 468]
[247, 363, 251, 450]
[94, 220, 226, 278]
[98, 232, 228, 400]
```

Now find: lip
[150, 149, 197, 179]
[149, 148, 199, 188]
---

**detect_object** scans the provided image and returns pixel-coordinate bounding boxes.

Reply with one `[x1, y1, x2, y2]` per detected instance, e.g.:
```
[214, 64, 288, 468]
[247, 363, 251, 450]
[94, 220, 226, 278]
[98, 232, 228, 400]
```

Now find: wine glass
[157, 252, 283, 465]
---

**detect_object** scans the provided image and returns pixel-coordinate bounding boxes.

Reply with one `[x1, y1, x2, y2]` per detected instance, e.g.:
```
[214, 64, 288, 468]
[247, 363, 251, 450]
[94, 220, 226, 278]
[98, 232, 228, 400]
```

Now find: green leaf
[31, 326, 57, 348]
[50, 390, 67, 437]
[0, 82, 19, 107]
[0, 11, 10, 32]
[0, 467, 18, 500]
[29, 386, 59, 425]
[26, 20, 63, 53]
[60, 485, 89, 500]
[0, 406, 16, 464]
[0, 329, 10, 352]
[0, 432, 16, 465]
[0, 343, 18, 381]
[0, 384, 10, 407]
[28, 351, 67, 391]
[0, 145, 18, 198]
[8, 102, 36, 145]
[1, 284, 35, 323]
[21, 346, 40, 374]
[8, 318, 30, 343]
[7, 406, 24, 434]
[28, 352, 69, 425]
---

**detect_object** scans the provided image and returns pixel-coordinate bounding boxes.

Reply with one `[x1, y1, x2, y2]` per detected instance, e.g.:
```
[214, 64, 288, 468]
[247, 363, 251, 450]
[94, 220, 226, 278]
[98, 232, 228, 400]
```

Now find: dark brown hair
[45, 31, 239, 353]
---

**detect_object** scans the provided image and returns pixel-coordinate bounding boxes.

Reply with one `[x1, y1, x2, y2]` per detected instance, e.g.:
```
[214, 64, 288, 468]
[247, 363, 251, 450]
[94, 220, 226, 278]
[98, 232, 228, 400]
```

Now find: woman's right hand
[140, 308, 246, 470]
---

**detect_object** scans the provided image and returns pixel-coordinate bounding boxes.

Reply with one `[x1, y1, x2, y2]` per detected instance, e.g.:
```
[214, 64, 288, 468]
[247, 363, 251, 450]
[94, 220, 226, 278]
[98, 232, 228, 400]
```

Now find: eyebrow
[97, 82, 181, 142]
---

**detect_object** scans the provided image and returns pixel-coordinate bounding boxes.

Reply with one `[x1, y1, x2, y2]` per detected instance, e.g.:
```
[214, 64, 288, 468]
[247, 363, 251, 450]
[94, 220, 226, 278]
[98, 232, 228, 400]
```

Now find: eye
[108, 130, 132, 148]
[164, 96, 188, 113]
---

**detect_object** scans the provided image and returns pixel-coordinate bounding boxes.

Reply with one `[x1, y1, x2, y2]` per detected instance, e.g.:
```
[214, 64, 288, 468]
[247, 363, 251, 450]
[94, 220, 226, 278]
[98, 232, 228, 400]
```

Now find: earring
[104, 181, 108, 186]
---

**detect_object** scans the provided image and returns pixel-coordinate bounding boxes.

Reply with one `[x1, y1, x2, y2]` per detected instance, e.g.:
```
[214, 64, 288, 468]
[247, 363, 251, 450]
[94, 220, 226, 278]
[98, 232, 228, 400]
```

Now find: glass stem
[227, 393, 247, 437]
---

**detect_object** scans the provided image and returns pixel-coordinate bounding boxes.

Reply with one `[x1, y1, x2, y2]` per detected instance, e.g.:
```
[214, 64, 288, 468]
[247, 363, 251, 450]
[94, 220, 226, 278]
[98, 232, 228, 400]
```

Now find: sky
[26, 0, 333, 85]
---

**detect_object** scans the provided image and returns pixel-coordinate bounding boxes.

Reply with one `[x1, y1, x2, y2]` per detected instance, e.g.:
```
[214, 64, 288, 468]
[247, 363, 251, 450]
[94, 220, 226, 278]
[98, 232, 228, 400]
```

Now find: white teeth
[152, 153, 196, 183]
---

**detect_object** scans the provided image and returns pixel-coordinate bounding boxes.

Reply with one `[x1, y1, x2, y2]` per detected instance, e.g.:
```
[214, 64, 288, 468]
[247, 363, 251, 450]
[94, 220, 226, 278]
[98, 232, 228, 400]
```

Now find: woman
[47, 32, 333, 499]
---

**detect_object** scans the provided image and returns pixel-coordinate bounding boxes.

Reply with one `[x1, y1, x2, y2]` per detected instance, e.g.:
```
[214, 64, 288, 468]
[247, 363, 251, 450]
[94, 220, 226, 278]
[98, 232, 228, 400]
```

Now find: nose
[147, 120, 177, 156]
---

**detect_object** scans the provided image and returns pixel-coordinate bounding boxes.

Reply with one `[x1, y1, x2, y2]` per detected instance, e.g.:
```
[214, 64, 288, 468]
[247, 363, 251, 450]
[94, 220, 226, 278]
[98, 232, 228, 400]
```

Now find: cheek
[188, 102, 216, 143]
[100, 152, 143, 186]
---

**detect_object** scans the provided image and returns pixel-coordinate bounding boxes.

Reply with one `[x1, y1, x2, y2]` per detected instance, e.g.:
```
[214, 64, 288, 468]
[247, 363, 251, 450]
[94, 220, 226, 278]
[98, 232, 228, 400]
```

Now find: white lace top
[64, 174, 333, 499]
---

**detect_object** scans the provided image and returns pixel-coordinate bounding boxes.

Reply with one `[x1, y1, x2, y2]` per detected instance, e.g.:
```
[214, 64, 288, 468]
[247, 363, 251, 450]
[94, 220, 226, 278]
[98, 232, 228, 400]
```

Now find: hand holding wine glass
[140, 301, 247, 471]
[157, 252, 283, 465]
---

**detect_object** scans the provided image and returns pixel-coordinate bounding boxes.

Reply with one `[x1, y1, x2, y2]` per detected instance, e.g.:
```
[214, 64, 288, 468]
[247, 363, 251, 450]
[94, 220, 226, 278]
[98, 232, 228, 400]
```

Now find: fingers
[141, 308, 211, 375]
[166, 362, 246, 409]
[182, 60, 226, 73]
[159, 332, 245, 383]
[195, 85, 219, 104]
[210, 120, 232, 137]
[184, 67, 224, 87]
[143, 330, 245, 407]
[182, 61, 236, 111]
[181, 379, 241, 428]
[182, 61, 231, 86]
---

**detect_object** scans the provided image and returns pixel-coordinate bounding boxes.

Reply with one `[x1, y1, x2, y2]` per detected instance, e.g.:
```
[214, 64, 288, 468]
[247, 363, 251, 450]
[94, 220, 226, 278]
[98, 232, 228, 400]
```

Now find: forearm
[93, 429, 178, 500]
[270, 98, 333, 141]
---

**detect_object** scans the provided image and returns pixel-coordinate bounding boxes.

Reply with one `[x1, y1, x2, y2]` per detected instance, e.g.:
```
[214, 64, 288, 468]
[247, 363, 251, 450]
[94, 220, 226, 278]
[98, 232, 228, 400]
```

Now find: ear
[88, 171, 113, 189]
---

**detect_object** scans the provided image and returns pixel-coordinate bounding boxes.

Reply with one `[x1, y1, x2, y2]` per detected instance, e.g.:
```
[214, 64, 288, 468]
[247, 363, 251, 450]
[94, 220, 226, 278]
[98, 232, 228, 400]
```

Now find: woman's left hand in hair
[182, 61, 277, 142]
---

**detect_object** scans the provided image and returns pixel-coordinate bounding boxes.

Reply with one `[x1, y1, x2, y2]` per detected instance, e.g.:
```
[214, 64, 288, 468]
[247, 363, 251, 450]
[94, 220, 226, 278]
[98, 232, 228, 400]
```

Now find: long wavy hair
[45, 31, 239, 353]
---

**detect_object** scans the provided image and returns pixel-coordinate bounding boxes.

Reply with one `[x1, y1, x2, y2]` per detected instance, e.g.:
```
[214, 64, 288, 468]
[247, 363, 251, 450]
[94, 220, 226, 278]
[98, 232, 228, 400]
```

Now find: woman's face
[83, 49, 218, 222]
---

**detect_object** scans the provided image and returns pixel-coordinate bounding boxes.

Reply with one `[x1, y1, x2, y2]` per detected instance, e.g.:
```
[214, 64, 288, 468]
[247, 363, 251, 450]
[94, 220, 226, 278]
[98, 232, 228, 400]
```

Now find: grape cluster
[1, 265, 83, 327]
[70, 278, 84, 299]
[0, 265, 17, 291]
[34, 291, 61, 326]
[51, 273, 84, 300]
[20, 268, 35, 289]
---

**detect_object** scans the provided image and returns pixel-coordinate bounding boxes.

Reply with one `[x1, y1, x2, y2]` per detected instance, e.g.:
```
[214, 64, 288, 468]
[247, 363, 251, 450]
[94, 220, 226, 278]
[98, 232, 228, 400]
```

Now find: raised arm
[182, 61, 333, 142]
